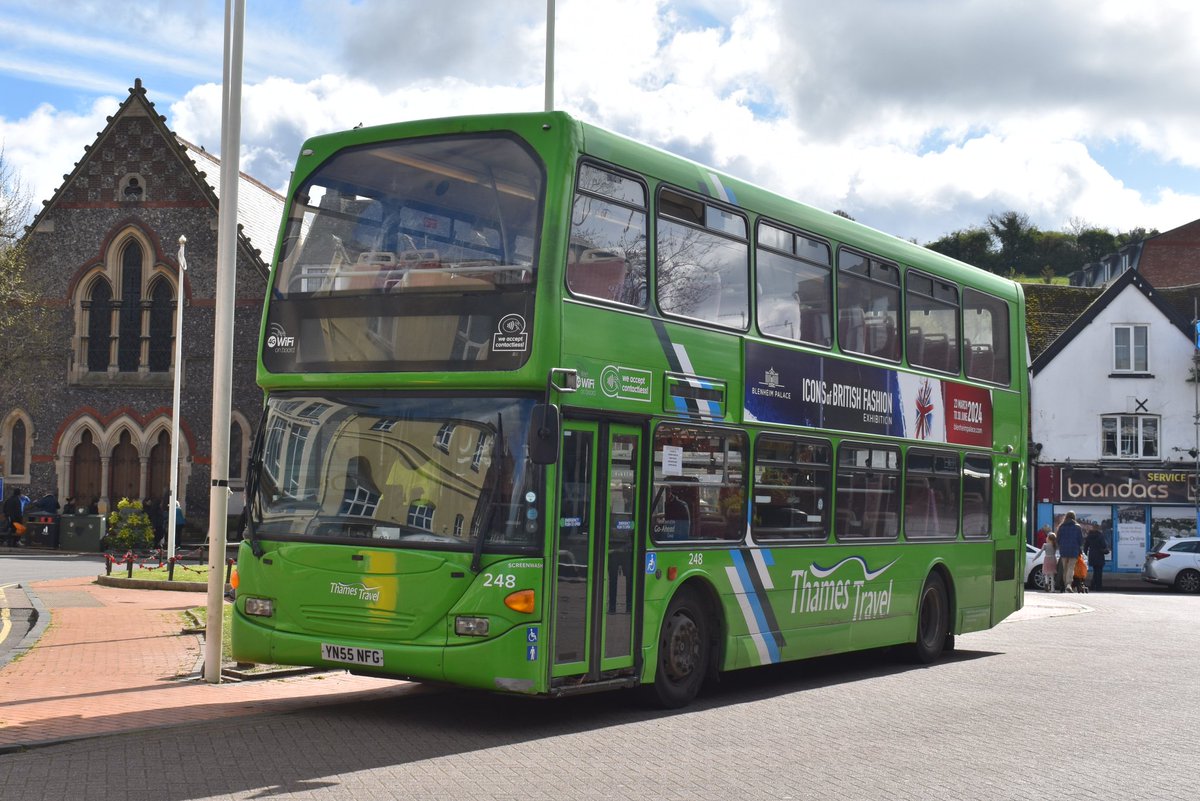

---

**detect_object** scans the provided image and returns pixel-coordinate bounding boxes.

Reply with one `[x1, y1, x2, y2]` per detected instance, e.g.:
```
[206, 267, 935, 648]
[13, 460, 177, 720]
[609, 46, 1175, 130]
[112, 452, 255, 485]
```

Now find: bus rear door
[551, 421, 641, 687]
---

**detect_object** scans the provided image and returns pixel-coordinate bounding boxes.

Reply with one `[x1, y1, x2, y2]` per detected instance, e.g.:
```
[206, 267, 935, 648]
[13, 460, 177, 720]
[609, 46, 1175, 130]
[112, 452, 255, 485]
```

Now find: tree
[987, 211, 1039, 275]
[1074, 226, 1118, 263]
[0, 152, 56, 396]
[926, 227, 995, 272]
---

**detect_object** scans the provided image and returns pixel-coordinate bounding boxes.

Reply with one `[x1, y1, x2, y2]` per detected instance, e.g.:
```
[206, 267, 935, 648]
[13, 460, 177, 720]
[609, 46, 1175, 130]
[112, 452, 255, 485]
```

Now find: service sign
[744, 341, 992, 447]
[1061, 468, 1195, 505]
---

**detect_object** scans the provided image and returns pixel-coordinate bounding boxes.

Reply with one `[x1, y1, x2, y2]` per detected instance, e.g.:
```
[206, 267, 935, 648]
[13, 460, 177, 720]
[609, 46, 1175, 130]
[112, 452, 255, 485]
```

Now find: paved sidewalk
[0, 575, 415, 752]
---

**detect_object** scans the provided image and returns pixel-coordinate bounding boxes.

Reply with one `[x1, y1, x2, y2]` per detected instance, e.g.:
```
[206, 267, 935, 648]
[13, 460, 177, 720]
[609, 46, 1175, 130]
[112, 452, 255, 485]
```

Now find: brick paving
[0, 575, 413, 750]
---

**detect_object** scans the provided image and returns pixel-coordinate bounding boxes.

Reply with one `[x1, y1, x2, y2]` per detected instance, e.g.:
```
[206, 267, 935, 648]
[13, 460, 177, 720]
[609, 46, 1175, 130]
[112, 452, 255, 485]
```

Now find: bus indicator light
[667, 566, 678, 581]
[504, 589, 536, 613]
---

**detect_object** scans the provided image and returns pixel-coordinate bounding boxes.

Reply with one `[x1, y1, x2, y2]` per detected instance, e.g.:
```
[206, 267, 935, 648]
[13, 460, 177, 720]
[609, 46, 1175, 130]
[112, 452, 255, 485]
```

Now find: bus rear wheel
[906, 573, 949, 664]
[650, 588, 710, 708]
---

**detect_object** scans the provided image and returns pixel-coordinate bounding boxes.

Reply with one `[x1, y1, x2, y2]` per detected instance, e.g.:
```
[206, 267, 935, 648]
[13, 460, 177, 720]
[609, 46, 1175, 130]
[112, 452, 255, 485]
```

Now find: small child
[1042, 531, 1058, 591]
[1072, 554, 1089, 593]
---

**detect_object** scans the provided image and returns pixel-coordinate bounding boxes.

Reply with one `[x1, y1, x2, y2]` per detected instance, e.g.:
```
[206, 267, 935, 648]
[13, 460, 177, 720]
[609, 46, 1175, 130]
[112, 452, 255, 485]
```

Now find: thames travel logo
[330, 581, 380, 602]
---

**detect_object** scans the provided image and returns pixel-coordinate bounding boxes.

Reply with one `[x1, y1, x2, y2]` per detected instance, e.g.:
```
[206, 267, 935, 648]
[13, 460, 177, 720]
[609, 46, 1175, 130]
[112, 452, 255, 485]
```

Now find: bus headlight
[455, 616, 490, 636]
[244, 597, 274, 617]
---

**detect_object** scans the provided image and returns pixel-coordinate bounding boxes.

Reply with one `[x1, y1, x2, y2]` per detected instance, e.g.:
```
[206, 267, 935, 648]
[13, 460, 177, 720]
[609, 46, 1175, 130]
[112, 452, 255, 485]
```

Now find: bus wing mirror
[528, 403, 561, 465]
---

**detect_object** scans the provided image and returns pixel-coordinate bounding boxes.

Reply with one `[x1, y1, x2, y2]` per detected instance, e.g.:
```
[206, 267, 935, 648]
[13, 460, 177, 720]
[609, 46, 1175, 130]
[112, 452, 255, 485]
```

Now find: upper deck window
[906, 271, 960, 374]
[264, 134, 544, 373]
[656, 188, 749, 330]
[756, 221, 832, 347]
[567, 164, 647, 307]
[962, 288, 1011, 385]
[837, 250, 901, 362]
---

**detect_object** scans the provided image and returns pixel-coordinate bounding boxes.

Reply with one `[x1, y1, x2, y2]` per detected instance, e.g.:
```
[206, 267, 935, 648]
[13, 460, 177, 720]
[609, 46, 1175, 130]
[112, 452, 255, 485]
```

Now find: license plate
[321, 643, 384, 667]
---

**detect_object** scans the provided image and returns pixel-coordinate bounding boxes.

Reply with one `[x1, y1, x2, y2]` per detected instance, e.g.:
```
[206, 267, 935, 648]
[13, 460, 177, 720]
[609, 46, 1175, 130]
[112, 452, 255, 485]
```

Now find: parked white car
[1025, 543, 1050, 590]
[1142, 537, 1200, 593]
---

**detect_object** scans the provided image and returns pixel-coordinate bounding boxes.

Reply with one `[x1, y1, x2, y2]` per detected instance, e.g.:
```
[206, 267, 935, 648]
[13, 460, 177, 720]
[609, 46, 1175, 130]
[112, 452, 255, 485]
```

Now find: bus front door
[552, 421, 641, 686]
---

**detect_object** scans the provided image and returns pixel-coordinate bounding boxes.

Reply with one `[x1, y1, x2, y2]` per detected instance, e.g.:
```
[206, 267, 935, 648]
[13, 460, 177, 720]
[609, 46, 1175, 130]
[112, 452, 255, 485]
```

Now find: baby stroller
[1071, 555, 1089, 593]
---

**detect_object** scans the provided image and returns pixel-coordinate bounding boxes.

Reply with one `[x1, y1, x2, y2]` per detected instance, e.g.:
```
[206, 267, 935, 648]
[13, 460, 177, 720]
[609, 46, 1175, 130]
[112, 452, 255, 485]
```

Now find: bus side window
[652, 425, 746, 543]
[963, 289, 1010, 385]
[568, 164, 647, 307]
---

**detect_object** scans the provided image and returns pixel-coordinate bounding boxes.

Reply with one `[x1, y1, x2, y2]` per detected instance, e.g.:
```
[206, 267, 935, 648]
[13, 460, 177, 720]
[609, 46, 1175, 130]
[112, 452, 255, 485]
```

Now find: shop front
[1033, 465, 1199, 574]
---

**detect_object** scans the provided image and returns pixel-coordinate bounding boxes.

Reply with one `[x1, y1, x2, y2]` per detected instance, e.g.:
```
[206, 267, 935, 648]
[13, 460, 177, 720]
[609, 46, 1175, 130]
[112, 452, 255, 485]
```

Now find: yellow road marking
[0, 585, 11, 645]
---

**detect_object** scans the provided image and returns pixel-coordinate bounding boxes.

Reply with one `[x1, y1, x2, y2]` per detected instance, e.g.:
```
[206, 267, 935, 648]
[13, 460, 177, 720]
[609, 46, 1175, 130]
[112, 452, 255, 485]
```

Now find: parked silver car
[1142, 536, 1200, 593]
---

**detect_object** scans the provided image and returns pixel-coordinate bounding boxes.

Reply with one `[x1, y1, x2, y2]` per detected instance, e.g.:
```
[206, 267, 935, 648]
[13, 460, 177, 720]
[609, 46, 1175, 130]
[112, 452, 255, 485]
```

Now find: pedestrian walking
[1056, 511, 1084, 593]
[1085, 526, 1109, 591]
[4, 486, 25, 547]
[1042, 530, 1058, 591]
[1035, 524, 1050, 549]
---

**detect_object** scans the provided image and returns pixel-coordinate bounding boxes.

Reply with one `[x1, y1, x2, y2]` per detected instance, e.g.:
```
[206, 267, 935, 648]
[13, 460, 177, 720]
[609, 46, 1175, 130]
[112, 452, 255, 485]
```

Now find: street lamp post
[168, 236, 188, 559]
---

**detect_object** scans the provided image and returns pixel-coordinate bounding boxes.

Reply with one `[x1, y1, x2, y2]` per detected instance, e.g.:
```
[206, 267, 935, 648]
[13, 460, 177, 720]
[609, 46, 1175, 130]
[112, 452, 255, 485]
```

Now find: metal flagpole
[204, 0, 245, 684]
[545, 0, 555, 112]
[168, 236, 188, 560]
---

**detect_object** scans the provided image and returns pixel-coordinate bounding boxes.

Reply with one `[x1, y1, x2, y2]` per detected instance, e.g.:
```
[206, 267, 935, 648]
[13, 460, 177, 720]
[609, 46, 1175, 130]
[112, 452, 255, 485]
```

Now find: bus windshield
[250, 394, 543, 552]
[263, 134, 544, 373]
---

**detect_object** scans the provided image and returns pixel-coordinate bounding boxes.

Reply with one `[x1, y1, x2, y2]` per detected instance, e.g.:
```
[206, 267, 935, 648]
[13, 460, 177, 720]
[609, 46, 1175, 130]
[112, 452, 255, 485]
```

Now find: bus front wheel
[650, 588, 709, 708]
[906, 572, 949, 664]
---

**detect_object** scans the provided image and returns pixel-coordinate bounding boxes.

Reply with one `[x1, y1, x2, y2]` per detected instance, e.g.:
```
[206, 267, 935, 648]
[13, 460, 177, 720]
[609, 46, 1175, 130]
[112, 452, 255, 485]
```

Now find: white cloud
[3, 0, 1200, 249]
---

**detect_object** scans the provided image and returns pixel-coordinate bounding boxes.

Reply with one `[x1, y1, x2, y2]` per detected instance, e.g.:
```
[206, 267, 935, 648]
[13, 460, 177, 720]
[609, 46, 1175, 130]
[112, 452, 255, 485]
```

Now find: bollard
[168, 556, 176, 581]
[126, 552, 134, 578]
[225, 557, 234, 585]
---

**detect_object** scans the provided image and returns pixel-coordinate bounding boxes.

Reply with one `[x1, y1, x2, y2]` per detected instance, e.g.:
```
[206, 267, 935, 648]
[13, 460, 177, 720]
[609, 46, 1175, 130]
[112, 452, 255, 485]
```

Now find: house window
[435, 423, 455, 454]
[407, 501, 435, 530]
[1101, 415, 1159, 458]
[1113, 325, 1148, 372]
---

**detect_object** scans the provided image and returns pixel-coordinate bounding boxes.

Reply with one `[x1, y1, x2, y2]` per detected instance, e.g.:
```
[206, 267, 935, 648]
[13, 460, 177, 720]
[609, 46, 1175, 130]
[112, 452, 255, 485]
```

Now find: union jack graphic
[914, 379, 935, 440]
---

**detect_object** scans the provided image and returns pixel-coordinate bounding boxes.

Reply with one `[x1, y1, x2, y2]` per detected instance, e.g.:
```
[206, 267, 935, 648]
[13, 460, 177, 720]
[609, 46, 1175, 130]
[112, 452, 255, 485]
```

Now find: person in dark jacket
[1055, 511, 1085, 593]
[1084, 526, 1110, 591]
[4, 487, 24, 547]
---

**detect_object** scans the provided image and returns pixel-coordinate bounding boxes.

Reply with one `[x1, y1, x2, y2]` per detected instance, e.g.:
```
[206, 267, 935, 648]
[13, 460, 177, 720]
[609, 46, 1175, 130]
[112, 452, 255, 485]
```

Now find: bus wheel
[651, 589, 709, 708]
[906, 573, 949, 664]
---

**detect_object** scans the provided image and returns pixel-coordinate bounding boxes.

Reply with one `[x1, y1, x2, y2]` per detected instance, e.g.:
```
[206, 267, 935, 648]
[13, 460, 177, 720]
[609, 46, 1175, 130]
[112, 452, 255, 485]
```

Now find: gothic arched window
[86, 278, 113, 372]
[118, 241, 144, 372]
[148, 278, 173, 372]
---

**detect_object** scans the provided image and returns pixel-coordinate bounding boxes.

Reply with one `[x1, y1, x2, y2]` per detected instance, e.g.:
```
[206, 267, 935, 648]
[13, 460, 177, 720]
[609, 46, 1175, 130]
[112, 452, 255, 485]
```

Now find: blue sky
[3, 0, 1200, 246]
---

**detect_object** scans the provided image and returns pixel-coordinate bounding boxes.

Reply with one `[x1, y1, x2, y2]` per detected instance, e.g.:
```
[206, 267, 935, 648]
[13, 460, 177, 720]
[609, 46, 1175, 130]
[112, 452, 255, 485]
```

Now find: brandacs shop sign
[1061, 468, 1195, 505]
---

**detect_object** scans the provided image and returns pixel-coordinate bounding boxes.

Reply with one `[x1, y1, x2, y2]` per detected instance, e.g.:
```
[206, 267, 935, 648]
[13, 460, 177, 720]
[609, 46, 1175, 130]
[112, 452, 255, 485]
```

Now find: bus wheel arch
[647, 579, 722, 708]
[906, 567, 954, 663]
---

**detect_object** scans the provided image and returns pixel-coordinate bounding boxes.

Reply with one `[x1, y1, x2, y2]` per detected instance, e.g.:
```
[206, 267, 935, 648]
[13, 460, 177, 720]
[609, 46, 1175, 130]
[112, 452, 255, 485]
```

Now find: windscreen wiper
[470, 413, 505, 574]
[242, 406, 269, 558]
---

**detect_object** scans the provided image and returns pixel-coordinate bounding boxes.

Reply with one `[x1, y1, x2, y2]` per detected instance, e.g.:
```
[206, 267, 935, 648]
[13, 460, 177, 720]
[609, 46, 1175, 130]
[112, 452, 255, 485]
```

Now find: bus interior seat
[969, 343, 994, 381]
[800, 309, 831, 346]
[922, 333, 950, 372]
[835, 507, 859, 537]
[907, 326, 923, 364]
[839, 307, 865, 353]
[567, 247, 628, 301]
[862, 510, 898, 538]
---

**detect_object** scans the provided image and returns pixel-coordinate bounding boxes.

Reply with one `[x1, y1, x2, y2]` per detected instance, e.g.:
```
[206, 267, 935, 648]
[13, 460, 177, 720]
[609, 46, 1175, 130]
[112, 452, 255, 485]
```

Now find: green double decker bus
[232, 111, 1028, 707]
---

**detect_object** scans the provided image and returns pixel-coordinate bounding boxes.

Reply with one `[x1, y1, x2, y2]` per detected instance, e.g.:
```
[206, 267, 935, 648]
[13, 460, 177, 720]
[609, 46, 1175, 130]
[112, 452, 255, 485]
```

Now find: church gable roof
[26, 78, 282, 279]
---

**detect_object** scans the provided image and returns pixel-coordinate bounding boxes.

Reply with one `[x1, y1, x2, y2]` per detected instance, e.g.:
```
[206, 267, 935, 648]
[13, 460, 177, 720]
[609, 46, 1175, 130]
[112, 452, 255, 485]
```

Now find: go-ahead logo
[266, 322, 295, 353]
